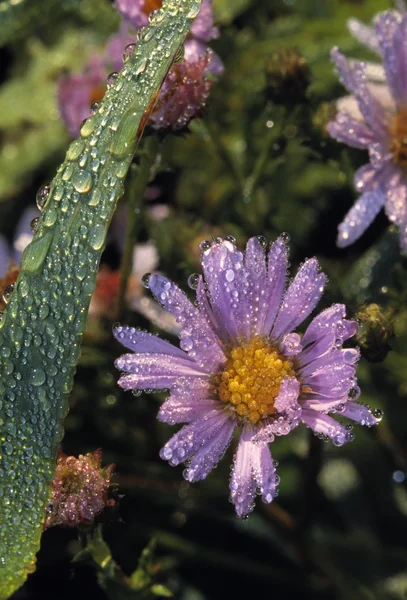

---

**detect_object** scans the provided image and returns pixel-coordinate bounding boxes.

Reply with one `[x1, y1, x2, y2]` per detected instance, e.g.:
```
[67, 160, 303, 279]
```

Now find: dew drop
[225, 235, 236, 244]
[188, 273, 199, 289]
[31, 367, 46, 386]
[90, 102, 100, 115]
[88, 223, 106, 250]
[200, 240, 210, 252]
[256, 235, 267, 249]
[107, 72, 119, 87]
[2, 284, 14, 304]
[123, 43, 137, 62]
[72, 170, 93, 194]
[30, 217, 40, 233]
[372, 408, 383, 421]
[36, 184, 50, 210]
[141, 273, 151, 289]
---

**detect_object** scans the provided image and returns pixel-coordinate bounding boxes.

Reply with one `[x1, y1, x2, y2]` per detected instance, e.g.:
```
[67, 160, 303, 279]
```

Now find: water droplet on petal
[141, 273, 151, 289]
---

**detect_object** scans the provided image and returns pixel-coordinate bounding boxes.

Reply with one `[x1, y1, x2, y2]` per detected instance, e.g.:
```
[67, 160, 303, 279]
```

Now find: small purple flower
[115, 0, 219, 42]
[328, 11, 407, 252]
[114, 236, 381, 518]
[58, 1, 222, 136]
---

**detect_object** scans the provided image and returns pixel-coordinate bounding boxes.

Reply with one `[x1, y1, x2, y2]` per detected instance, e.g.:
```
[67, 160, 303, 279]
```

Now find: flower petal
[159, 409, 230, 467]
[348, 17, 381, 55]
[339, 401, 382, 426]
[301, 409, 354, 446]
[260, 236, 288, 335]
[183, 418, 235, 482]
[385, 170, 407, 226]
[229, 427, 257, 518]
[252, 378, 301, 444]
[271, 258, 326, 339]
[375, 11, 407, 105]
[251, 444, 279, 504]
[302, 304, 357, 347]
[113, 325, 189, 360]
[327, 113, 376, 149]
[147, 273, 225, 371]
[337, 187, 386, 248]
[115, 352, 208, 391]
[330, 48, 388, 133]
[201, 237, 267, 342]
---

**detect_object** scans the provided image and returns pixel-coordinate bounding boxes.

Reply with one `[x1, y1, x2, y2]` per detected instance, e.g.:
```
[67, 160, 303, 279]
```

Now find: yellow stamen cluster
[216, 337, 296, 425]
[389, 107, 407, 170]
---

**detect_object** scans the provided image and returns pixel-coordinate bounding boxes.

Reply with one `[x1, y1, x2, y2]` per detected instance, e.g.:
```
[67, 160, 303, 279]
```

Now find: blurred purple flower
[0, 206, 39, 277]
[115, 0, 219, 42]
[114, 236, 381, 518]
[58, 0, 222, 136]
[328, 11, 407, 252]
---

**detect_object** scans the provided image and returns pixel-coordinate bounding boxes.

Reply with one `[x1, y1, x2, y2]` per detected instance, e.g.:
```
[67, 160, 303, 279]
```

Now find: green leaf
[0, 1, 202, 597]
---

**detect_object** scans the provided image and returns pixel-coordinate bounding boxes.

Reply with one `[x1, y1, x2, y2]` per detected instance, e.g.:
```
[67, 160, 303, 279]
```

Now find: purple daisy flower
[114, 236, 382, 518]
[114, 0, 219, 42]
[328, 11, 407, 252]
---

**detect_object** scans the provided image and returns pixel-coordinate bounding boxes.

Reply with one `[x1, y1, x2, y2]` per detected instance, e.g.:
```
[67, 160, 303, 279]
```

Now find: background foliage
[1, 0, 407, 598]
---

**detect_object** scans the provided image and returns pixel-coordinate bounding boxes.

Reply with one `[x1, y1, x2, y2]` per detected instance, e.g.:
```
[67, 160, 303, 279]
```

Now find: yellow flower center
[215, 337, 296, 425]
[389, 107, 407, 171]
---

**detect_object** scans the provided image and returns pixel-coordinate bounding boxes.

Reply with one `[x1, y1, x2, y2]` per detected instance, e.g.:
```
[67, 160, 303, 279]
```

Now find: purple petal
[301, 409, 354, 446]
[116, 352, 209, 376]
[147, 273, 225, 371]
[158, 396, 218, 425]
[12, 206, 38, 264]
[348, 18, 381, 55]
[115, 351, 208, 391]
[375, 12, 407, 105]
[354, 164, 378, 193]
[114, 0, 147, 28]
[260, 236, 288, 335]
[337, 188, 386, 248]
[158, 378, 215, 425]
[302, 304, 357, 347]
[244, 237, 268, 337]
[229, 427, 257, 518]
[0, 235, 10, 278]
[271, 258, 326, 340]
[327, 113, 376, 149]
[274, 377, 300, 413]
[279, 333, 303, 357]
[251, 444, 279, 504]
[339, 401, 382, 426]
[368, 142, 392, 170]
[298, 333, 336, 368]
[330, 48, 388, 134]
[252, 378, 301, 444]
[159, 409, 230, 467]
[190, 0, 219, 42]
[385, 171, 407, 225]
[183, 418, 235, 482]
[113, 325, 190, 360]
[200, 238, 245, 342]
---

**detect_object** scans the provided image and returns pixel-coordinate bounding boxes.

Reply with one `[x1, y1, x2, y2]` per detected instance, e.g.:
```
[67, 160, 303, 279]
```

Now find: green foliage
[0, 1, 202, 597]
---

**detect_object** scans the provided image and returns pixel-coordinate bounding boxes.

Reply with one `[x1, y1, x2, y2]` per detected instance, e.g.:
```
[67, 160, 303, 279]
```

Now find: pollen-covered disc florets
[216, 337, 295, 423]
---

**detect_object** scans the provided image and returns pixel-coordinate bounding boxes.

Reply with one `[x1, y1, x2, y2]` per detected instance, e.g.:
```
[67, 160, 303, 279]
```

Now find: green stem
[116, 137, 158, 320]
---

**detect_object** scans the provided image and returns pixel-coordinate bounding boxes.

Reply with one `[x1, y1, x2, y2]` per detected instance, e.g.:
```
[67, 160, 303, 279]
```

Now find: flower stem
[116, 137, 159, 321]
